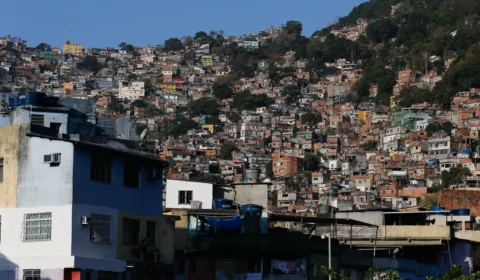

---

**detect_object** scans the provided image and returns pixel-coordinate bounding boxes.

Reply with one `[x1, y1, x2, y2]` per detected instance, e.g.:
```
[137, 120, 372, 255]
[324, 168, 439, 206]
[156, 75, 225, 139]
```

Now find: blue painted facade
[72, 146, 164, 216]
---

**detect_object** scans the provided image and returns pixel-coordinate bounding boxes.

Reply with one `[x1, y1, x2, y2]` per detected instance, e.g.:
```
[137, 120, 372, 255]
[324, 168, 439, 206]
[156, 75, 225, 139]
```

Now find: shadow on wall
[0, 253, 54, 280]
[0, 252, 19, 280]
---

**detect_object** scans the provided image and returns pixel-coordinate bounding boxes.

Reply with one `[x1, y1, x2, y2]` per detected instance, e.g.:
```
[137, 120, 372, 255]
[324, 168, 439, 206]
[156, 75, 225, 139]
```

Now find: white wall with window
[0, 204, 124, 278]
[165, 179, 213, 209]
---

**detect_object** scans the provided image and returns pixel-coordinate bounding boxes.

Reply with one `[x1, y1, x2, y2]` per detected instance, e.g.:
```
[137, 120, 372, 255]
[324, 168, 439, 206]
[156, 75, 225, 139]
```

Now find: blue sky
[1, 0, 366, 48]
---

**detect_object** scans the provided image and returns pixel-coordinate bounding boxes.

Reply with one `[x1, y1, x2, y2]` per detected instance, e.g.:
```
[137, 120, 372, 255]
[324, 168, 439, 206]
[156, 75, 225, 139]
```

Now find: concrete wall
[12, 108, 68, 134]
[0, 125, 24, 207]
[382, 225, 450, 239]
[116, 211, 172, 263]
[164, 208, 188, 251]
[214, 184, 269, 208]
[0, 205, 73, 258]
[166, 180, 213, 209]
[17, 136, 74, 207]
[73, 146, 163, 216]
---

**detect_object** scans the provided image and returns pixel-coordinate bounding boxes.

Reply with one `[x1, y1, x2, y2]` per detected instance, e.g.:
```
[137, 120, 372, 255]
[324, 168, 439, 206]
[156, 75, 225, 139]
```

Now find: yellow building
[202, 124, 215, 134]
[0, 125, 26, 208]
[63, 39, 83, 56]
[116, 211, 178, 265]
[63, 81, 74, 95]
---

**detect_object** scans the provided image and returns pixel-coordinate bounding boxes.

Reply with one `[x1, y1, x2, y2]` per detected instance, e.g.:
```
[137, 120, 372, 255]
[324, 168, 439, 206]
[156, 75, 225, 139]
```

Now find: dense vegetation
[164, 0, 480, 108]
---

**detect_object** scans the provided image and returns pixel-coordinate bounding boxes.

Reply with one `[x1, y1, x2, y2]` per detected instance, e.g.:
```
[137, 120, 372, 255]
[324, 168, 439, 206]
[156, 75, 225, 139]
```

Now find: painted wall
[164, 209, 188, 251]
[0, 125, 24, 207]
[0, 205, 73, 258]
[71, 204, 119, 260]
[116, 211, 174, 263]
[12, 109, 69, 134]
[165, 180, 213, 209]
[72, 146, 163, 216]
[17, 136, 74, 207]
[214, 184, 269, 209]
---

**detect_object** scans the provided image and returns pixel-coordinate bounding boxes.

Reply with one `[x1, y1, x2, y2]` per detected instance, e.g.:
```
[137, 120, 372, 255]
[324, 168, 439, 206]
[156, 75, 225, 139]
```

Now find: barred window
[23, 212, 52, 242]
[90, 213, 112, 243]
[23, 269, 40, 280]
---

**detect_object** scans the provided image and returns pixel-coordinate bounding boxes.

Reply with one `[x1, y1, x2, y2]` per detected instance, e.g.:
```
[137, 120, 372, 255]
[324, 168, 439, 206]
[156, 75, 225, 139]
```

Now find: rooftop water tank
[19, 92, 42, 107]
[213, 199, 234, 210]
[431, 206, 445, 216]
[9, 96, 19, 109]
[450, 208, 470, 216]
[245, 168, 260, 180]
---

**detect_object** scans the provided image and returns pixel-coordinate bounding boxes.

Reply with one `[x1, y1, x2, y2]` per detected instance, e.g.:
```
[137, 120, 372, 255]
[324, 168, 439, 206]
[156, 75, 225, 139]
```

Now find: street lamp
[322, 233, 331, 280]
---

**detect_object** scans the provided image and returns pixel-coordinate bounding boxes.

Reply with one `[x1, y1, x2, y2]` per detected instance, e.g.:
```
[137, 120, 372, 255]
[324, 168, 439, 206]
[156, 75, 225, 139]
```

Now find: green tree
[301, 112, 322, 124]
[441, 165, 472, 188]
[304, 154, 320, 172]
[228, 113, 241, 123]
[183, 36, 193, 48]
[425, 122, 453, 136]
[266, 160, 274, 178]
[164, 38, 183, 52]
[194, 31, 212, 45]
[131, 99, 148, 108]
[35, 42, 52, 52]
[78, 55, 102, 73]
[284, 20, 303, 35]
[361, 140, 378, 150]
[212, 78, 233, 100]
[282, 85, 301, 103]
[188, 97, 219, 116]
[219, 143, 237, 160]
[419, 193, 439, 209]
[366, 19, 398, 43]
[231, 90, 273, 111]
[396, 86, 432, 108]
[119, 42, 127, 50]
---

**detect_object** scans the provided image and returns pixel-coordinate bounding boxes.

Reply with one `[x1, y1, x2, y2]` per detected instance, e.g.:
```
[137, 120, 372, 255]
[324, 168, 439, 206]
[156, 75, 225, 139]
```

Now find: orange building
[272, 152, 303, 177]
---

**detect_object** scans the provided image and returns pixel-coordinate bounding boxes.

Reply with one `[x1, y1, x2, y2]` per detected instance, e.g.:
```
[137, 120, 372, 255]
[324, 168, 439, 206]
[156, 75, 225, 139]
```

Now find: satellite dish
[140, 129, 147, 140]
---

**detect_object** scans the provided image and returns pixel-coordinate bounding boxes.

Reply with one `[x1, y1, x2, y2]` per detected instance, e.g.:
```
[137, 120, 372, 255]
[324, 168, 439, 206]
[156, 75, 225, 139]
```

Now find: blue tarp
[205, 215, 243, 230]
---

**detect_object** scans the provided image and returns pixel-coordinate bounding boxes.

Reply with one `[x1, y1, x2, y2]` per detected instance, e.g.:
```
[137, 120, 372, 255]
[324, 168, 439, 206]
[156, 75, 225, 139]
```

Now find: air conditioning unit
[44, 153, 61, 164]
[81, 216, 90, 226]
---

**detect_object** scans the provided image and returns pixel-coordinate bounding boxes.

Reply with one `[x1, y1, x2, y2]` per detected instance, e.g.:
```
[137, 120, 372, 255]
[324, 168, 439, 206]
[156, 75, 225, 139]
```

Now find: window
[23, 269, 40, 280]
[90, 213, 112, 243]
[0, 158, 3, 183]
[23, 212, 52, 242]
[50, 122, 61, 133]
[178, 191, 192, 205]
[30, 114, 45, 126]
[124, 161, 140, 188]
[91, 156, 112, 183]
[122, 218, 140, 245]
[146, 221, 156, 247]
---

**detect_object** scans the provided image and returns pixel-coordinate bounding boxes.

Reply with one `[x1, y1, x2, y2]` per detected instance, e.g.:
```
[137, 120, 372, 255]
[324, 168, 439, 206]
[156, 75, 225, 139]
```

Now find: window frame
[23, 212, 52, 242]
[178, 190, 193, 205]
[90, 213, 112, 244]
[124, 161, 140, 188]
[90, 155, 112, 184]
[122, 218, 140, 245]
[23, 269, 41, 280]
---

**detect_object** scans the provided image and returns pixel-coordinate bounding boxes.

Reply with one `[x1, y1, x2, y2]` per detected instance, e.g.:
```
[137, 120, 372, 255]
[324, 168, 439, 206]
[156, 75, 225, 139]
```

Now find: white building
[118, 81, 145, 100]
[165, 180, 213, 209]
[0, 125, 170, 280]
